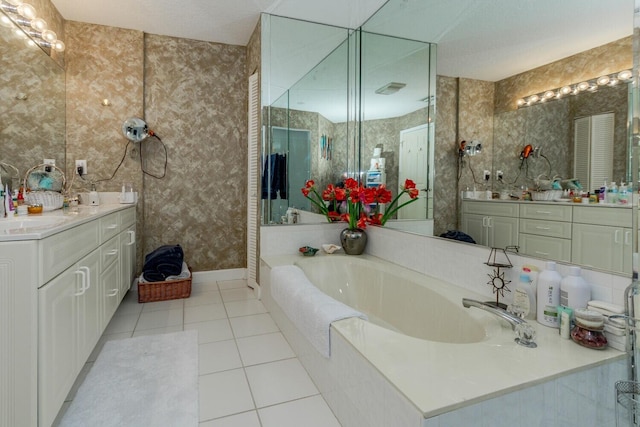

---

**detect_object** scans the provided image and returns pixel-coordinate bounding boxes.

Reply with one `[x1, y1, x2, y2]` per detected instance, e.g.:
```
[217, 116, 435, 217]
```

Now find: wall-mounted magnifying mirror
[122, 117, 149, 142]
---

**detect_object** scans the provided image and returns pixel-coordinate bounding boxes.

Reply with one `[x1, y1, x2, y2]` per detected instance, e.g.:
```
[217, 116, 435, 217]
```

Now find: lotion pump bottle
[89, 183, 99, 206]
[537, 261, 561, 328]
[513, 267, 536, 320]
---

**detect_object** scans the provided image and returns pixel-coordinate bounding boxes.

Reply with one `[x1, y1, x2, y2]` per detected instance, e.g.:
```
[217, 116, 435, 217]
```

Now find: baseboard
[191, 268, 247, 285]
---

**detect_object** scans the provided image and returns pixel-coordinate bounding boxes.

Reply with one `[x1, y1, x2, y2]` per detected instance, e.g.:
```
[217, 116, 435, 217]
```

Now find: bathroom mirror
[0, 9, 65, 189]
[122, 117, 149, 142]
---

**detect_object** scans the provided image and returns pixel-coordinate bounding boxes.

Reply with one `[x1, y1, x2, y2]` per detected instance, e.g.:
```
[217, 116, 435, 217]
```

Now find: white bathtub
[262, 254, 624, 426]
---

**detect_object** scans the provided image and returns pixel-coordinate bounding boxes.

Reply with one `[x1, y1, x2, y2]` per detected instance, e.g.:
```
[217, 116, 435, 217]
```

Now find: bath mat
[60, 330, 199, 427]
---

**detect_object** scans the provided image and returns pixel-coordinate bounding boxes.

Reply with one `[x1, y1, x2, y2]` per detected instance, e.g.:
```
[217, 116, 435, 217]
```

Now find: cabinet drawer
[519, 234, 571, 262]
[573, 205, 632, 227]
[101, 236, 120, 270]
[519, 218, 572, 239]
[520, 203, 572, 221]
[462, 201, 519, 217]
[40, 221, 100, 285]
[99, 212, 120, 243]
[119, 207, 136, 230]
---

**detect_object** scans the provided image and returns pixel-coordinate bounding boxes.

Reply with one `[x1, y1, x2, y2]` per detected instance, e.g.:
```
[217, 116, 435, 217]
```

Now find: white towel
[271, 265, 368, 358]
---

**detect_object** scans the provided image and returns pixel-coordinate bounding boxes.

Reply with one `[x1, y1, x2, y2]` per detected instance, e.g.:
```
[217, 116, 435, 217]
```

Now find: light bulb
[577, 81, 590, 91]
[30, 17, 46, 31]
[543, 90, 555, 99]
[528, 94, 539, 103]
[53, 39, 64, 52]
[41, 29, 56, 42]
[560, 86, 572, 95]
[516, 99, 525, 107]
[609, 78, 619, 86]
[618, 70, 632, 81]
[596, 75, 610, 86]
[0, 14, 13, 28]
[16, 3, 35, 19]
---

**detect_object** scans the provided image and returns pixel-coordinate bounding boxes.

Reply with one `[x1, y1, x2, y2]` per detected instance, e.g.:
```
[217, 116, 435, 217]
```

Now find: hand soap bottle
[89, 183, 99, 206]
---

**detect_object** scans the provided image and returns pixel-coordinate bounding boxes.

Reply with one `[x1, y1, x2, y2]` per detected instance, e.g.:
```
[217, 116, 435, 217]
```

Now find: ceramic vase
[340, 228, 367, 255]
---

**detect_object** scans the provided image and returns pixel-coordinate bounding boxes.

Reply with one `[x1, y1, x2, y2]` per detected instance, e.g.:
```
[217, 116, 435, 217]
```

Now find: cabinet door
[572, 224, 624, 272]
[461, 213, 487, 245]
[102, 257, 121, 324]
[488, 216, 519, 249]
[120, 225, 136, 297]
[38, 267, 80, 427]
[77, 250, 101, 365]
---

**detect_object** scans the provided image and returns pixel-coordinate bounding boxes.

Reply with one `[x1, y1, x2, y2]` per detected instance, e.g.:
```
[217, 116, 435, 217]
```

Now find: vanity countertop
[463, 197, 634, 208]
[0, 203, 136, 242]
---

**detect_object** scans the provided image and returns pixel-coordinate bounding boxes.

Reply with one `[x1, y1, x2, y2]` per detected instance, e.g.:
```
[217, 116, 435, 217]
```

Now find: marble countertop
[0, 203, 135, 242]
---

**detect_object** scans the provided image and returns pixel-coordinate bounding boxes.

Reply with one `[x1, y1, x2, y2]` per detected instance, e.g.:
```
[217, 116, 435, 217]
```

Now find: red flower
[403, 179, 416, 190]
[373, 185, 392, 204]
[328, 211, 341, 221]
[305, 180, 315, 188]
[368, 213, 383, 226]
[407, 187, 419, 199]
[301, 187, 311, 197]
[357, 213, 368, 229]
[344, 178, 359, 190]
[322, 184, 336, 201]
[334, 187, 346, 201]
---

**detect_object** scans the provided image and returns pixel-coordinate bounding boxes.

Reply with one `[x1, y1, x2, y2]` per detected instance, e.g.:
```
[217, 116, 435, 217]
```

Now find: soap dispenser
[89, 183, 99, 206]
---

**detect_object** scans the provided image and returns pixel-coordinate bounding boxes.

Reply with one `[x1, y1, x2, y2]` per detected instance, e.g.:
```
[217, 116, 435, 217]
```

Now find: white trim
[191, 268, 247, 285]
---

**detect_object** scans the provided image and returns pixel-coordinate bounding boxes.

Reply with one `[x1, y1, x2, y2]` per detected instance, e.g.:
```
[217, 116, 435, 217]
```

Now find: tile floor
[54, 279, 342, 427]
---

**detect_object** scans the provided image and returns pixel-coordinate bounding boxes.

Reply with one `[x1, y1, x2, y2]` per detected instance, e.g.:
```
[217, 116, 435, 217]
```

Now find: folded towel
[143, 245, 184, 282]
[588, 300, 625, 314]
[139, 262, 190, 283]
[270, 265, 367, 358]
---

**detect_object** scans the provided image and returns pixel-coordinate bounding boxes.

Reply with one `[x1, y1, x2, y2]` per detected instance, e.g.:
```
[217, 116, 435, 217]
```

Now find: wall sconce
[0, 0, 65, 52]
[516, 70, 633, 108]
[459, 140, 482, 157]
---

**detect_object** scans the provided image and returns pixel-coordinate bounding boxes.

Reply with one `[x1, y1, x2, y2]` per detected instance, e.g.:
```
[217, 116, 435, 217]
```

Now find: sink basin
[0, 216, 67, 233]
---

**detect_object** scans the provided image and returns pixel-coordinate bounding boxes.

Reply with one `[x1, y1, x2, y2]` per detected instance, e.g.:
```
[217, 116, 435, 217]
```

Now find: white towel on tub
[270, 265, 367, 358]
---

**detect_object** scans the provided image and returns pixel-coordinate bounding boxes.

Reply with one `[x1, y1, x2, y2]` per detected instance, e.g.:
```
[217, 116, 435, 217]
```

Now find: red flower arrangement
[301, 177, 419, 230]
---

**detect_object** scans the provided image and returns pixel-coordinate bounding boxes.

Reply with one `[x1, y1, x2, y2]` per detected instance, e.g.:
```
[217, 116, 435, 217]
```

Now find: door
[398, 124, 430, 219]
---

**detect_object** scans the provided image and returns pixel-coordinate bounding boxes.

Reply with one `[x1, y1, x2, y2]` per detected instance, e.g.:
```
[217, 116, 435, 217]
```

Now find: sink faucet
[462, 298, 536, 348]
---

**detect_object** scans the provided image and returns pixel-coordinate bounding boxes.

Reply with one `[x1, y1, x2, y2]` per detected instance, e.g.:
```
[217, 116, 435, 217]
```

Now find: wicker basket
[138, 268, 192, 303]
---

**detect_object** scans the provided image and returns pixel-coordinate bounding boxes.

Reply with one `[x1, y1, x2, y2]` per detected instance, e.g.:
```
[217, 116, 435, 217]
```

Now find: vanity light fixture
[517, 69, 633, 108]
[375, 82, 406, 95]
[0, 0, 65, 52]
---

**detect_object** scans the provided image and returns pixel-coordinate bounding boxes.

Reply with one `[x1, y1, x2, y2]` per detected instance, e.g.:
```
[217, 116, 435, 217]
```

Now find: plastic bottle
[536, 261, 562, 328]
[560, 266, 591, 310]
[513, 267, 536, 320]
[619, 181, 629, 205]
[89, 183, 100, 206]
[606, 181, 618, 204]
[599, 181, 607, 202]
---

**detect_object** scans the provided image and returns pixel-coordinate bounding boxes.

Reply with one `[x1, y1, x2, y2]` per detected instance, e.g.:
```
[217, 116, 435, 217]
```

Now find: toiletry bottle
[513, 267, 536, 320]
[536, 261, 561, 328]
[560, 266, 591, 310]
[599, 181, 607, 202]
[607, 181, 618, 204]
[89, 183, 99, 206]
[619, 181, 629, 205]
[0, 186, 4, 218]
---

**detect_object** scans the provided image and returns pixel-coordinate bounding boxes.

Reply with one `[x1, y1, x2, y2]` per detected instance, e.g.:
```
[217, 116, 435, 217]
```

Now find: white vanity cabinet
[461, 201, 519, 248]
[571, 205, 632, 273]
[0, 205, 137, 427]
[518, 203, 572, 262]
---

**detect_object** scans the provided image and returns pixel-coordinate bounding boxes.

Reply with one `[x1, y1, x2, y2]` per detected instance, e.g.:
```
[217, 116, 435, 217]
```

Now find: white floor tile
[229, 313, 279, 338]
[191, 281, 219, 294]
[135, 308, 184, 331]
[104, 313, 139, 334]
[258, 395, 341, 427]
[199, 340, 242, 375]
[132, 325, 183, 337]
[199, 410, 260, 427]
[220, 287, 256, 302]
[218, 279, 248, 291]
[199, 369, 255, 422]
[141, 298, 185, 312]
[185, 319, 234, 344]
[245, 358, 318, 407]
[236, 332, 295, 366]
[224, 299, 267, 318]
[186, 290, 223, 307]
[114, 296, 143, 316]
[185, 303, 228, 324]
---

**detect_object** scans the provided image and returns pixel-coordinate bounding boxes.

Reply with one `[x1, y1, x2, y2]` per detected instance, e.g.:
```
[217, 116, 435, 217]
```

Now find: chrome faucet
[462, 298, 536, 348]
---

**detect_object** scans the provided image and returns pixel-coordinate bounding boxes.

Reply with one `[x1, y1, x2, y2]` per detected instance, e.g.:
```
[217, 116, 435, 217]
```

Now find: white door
[398, 124, 430, 219]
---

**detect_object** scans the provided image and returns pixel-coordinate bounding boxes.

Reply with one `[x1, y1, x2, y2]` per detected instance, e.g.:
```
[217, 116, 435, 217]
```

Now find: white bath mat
[60, 330, 199, 427]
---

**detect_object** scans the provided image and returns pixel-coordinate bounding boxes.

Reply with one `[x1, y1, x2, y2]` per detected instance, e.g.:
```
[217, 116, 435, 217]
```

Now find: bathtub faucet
[462, 298, 536, 348]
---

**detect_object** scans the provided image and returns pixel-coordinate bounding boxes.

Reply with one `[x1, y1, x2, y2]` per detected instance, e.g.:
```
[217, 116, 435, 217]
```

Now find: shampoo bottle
[536, 261, 561, 328]
[560, 266, 591, 310]
[513, 267, 536, 320]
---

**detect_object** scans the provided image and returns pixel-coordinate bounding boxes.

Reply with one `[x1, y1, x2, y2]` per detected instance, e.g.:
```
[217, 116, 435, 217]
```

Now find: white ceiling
[51, 0, 633, 82]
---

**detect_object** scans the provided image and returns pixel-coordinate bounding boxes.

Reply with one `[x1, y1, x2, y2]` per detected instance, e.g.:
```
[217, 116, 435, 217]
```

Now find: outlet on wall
[496, 170, 504, 180]
[44, 159, 55, 172]
[483, 170, 491, 181]
[75, 159, 87, 175]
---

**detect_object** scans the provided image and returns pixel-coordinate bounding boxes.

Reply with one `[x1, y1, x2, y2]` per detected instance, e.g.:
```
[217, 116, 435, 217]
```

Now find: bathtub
[261, 254, 625, 426]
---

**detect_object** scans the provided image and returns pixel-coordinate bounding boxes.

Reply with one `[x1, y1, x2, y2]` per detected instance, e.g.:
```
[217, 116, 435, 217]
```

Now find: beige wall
[65, 22, 249, 272]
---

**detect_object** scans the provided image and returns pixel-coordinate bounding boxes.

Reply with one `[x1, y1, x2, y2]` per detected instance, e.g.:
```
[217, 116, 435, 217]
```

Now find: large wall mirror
[0, 9, 65, 189]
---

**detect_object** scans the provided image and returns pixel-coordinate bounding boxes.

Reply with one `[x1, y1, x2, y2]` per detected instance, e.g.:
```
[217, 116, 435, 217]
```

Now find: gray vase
[340, 228, 367, 255]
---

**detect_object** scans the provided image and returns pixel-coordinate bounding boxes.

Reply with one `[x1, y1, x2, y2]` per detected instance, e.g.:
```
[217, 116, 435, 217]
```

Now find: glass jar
[570, 325, 607, 349]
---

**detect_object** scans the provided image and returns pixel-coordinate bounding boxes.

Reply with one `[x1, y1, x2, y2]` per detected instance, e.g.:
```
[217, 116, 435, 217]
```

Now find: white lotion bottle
[537, 261, 561, 328]
[560, 266, 591, 310]
[513, 268, 536, 320]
